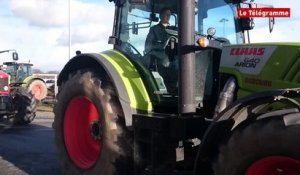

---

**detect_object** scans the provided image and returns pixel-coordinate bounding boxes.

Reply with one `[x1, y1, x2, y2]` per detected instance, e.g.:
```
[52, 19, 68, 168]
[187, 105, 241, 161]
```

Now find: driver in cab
[144, 7, 178, 94]
[144, 7, 172, 68]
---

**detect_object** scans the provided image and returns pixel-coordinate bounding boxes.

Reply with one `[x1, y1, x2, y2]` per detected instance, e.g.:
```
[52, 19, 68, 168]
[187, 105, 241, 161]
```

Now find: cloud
[71, 1, 115, 25]
[247, 0, 300, 43]
[250, 19, 300, 43]
[56, 23, 112, 46]
[0, 0, 115, 71]
[7, 0, 114, 28]
[255, 0, 300, 18]
[8, 0, 69, 27]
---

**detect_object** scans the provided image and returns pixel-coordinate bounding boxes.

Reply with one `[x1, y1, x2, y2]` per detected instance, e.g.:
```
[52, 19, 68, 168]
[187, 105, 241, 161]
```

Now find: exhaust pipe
[178, 0, 196, 114]
[214, 77, 236, 118]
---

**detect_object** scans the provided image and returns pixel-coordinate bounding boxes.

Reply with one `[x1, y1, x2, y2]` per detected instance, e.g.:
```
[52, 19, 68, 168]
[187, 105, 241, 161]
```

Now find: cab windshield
[116, 0, 242, 104]
[5, 65, 16, 75]
[196, 1, 243, 44]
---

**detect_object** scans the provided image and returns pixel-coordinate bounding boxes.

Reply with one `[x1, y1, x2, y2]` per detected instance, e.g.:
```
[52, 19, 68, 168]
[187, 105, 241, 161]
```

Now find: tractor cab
[111, 0, 247, 113]
[3, 62, 33, 84]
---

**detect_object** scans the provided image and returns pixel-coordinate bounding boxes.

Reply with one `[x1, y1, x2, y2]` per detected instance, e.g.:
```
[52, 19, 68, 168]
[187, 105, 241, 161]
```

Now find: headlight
[3, 86, 8, 91]
[207, 27, 216, 37]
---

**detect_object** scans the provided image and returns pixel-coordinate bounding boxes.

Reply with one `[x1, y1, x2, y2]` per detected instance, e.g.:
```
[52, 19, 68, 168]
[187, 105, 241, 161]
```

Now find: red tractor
[0, 50, 37, 124]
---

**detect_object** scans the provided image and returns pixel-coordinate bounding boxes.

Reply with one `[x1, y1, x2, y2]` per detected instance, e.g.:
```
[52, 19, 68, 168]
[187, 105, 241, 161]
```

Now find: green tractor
[3, 62, 48, 101]
[0, 50, 37, 124]
[54, 0, 300, 174]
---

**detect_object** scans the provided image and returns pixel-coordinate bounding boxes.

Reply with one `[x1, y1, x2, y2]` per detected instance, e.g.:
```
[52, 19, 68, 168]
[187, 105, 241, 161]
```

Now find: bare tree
[32, 68, 44, 74]
[46, 70, 60, 74]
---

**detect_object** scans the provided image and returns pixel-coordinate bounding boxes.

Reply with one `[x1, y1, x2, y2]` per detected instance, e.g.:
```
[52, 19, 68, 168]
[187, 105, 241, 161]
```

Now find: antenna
[68, 0, 71, 60]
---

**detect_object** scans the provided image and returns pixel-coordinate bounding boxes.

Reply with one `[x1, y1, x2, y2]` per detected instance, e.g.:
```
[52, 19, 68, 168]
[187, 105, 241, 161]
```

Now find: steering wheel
[121, 42, 142, 58]
[163, 36, 178, 49]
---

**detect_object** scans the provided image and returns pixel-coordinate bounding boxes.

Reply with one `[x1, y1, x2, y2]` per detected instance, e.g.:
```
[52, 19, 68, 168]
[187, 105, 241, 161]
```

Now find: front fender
[58, 49, 153, 126]
[23, 76, 46, 88]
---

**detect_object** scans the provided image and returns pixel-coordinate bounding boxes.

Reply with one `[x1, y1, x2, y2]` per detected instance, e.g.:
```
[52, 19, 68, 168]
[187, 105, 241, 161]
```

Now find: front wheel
[213, 117, 300, 175]
[12, 88, 37, 125]
[53, 70, 133, 175]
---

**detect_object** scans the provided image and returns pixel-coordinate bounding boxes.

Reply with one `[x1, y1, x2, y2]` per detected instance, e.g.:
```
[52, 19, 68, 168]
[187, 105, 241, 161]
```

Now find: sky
[0, 0, 299, 72]
[0, 0, 114, 72]
[249, 0, 300, 42]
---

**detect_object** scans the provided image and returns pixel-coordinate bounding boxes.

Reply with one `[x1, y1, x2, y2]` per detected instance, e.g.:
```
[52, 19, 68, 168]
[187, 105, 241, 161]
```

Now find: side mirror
[241, 2, 275, 33]
[12, 52, 18, 61]
[269, 17, 275, 32]
[132, 22, 138, 34]
[150, 13, 159, 22]
[239, 18, 255, 31]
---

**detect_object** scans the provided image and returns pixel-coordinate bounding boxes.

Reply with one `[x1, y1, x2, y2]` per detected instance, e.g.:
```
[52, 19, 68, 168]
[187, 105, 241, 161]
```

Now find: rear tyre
[28, 79, 48, 101]
[13, 88, 37, 125]
[214, 117, 300, 175]
[53, 70, 133, 175]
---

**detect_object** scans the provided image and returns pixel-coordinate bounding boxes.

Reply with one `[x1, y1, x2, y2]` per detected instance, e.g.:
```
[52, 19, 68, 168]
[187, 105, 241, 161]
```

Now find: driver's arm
[145, 27, 155, 54]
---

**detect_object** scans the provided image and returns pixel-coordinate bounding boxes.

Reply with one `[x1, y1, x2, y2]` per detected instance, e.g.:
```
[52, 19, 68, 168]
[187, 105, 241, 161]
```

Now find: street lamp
[219, 18, 228, 36]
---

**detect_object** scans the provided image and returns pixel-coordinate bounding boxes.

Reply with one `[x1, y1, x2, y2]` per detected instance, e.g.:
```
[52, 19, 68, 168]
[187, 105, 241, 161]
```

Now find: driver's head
[159, 7, 171, 25]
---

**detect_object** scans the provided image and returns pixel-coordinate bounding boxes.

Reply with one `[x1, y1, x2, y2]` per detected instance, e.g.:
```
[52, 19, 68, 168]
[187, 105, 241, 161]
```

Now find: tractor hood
[0, 70, 10, 95]
[219, 43, 300, 98]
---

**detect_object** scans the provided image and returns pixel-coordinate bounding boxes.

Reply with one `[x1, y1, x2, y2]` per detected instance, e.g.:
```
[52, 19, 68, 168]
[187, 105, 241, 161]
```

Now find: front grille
[0, 102, 6, 110]
[0, 77, 9, 92]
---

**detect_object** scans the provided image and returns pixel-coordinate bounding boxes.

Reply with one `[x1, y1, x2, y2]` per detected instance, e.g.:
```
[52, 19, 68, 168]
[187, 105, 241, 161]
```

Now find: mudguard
[193, 88, 300, 175]
[23, 76, 45, 88]
[57, 49, 153, 126]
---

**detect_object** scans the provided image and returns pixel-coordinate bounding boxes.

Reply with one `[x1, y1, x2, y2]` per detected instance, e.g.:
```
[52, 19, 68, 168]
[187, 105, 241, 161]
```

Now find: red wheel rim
[32, 85, 42, 99]
[64, 96, 102, 169]
[246, 156, 300, 175]
[31, 83, 46, 100]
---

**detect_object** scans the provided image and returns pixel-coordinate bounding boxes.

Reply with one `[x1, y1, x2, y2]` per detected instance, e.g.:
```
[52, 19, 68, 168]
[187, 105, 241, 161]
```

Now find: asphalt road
[0, 111, 62, 175]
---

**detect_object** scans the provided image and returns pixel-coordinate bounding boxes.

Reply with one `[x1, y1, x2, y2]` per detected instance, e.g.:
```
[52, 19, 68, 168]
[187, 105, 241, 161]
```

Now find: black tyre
[53, 70, 133, 175]
[13, 88, 37, 125]
[213, 117, 300, 175]
[28, 79, 48, 101]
